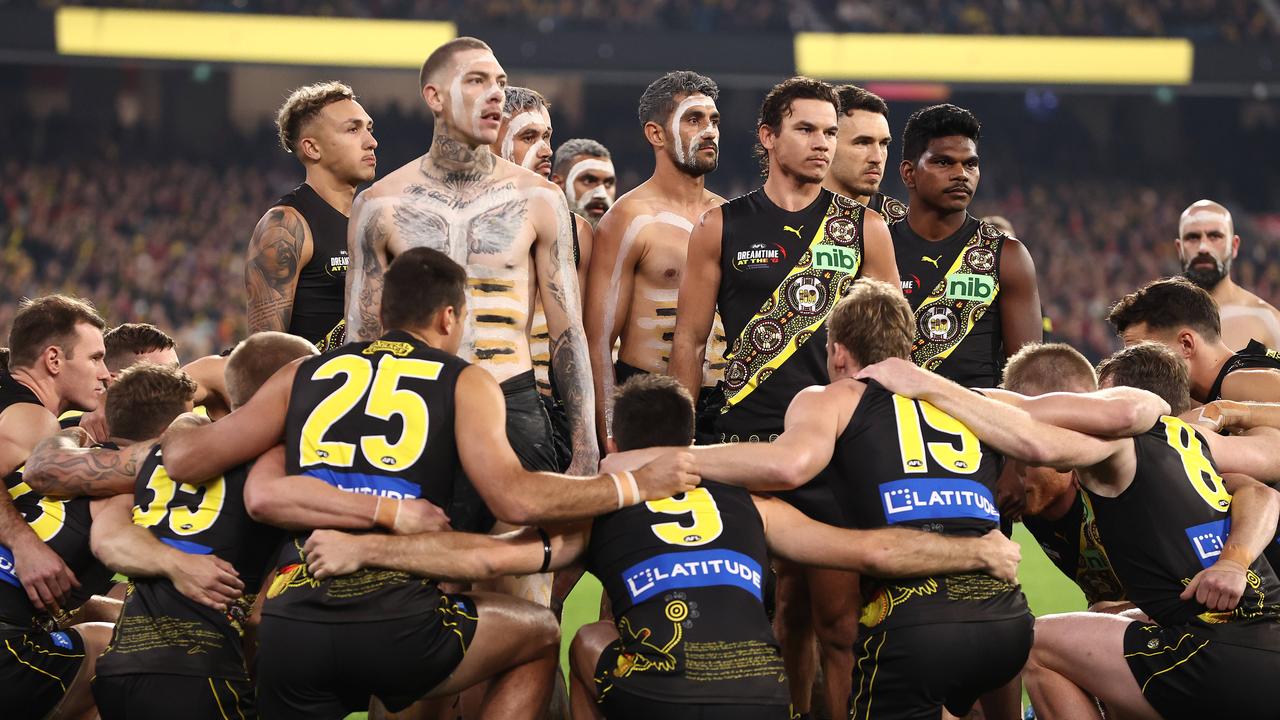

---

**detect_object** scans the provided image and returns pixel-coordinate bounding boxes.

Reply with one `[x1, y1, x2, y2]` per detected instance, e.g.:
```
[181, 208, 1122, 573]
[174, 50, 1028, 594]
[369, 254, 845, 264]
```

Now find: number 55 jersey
[585, 480, 791, 713]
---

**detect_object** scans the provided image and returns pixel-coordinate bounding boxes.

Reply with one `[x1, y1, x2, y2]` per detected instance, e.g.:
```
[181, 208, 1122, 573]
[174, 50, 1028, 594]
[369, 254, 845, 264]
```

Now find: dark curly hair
[900, 103, 981, 163]
[754, 76, 838, 175]
[1107, 277, 1221, 341]
[637, 70, 719, 126]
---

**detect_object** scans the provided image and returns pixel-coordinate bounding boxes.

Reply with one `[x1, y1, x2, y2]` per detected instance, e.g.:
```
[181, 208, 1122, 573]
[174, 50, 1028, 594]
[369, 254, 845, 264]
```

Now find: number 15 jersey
[267, 331, 469, 623]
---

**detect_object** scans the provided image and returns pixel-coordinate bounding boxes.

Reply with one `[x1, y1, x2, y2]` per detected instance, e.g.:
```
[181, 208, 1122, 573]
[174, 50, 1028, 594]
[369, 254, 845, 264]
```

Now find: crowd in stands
[39, 0, 1279, 40]
[3, 103, 1278, 364]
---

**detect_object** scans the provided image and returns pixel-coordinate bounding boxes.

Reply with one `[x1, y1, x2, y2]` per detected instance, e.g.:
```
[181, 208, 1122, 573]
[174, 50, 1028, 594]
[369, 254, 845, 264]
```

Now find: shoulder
[1221, 368, 1280, 401]
[0, 402, 59, 439]
[704, 190, 728, 209]
[252, 205, 308, 236]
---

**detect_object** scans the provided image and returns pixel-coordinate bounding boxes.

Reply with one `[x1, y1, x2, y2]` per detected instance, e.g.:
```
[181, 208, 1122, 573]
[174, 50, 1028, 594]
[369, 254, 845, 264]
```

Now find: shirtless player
[585, 70, 726, 446]
[346, 38, 598, 499]
[1176, 199, 1280, 350]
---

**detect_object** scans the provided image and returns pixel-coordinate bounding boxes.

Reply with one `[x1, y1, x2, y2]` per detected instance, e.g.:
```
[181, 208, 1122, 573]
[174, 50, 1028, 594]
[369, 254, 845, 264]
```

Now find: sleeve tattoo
[347, 208, 389, 341]
[541, 195, 599, 468]
[24, 441, 151, 497]
[246, 208, 306, 333]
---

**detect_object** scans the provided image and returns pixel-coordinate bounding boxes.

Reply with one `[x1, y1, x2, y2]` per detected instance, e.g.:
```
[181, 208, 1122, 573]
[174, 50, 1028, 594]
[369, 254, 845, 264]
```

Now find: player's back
[95, 448, 280, 682]
[1088, 417, 1280, 648]
[831, 380, 1026, 630]
[268, 332, 468, 621]
[584, 480, 789, 709]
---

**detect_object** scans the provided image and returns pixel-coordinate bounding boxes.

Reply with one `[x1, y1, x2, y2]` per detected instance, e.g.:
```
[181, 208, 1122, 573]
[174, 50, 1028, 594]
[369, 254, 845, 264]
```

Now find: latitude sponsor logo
[622, 549, 764, 603]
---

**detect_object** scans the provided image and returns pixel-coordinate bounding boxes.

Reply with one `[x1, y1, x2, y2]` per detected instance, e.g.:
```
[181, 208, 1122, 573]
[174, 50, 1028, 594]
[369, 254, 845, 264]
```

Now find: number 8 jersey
[268, 331, 469, 622]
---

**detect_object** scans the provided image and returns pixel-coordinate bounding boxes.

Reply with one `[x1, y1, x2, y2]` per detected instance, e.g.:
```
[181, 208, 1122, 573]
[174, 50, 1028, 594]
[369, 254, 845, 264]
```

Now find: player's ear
[422, 82, 446, 116]
[900, 159, 915, 189]
[1231, 235, 1241, 258]
[758, 123, 775, 152]
[42, 345, 62, 376]
[298, 136, 322, 163]
[1177, 329, 1196, 358]
[643, 120, 666, 149]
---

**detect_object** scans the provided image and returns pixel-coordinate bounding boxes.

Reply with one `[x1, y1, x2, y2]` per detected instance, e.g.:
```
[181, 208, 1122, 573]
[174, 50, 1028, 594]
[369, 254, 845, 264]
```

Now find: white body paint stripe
[564, 159, 615, 207]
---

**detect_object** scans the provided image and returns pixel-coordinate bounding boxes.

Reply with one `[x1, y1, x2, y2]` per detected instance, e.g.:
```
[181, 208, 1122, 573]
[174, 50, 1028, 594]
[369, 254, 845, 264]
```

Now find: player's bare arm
[532, 183, 599, 471]
[1180, 473, 1280, 611]
[89, 494, 244, 611]
[575, 214, 593, 294]
[982, 385, 1170, 437]
[246, 205, 311, 333]
[859, 211, 899, 284]
[1198, 399, 1280, 433]
[1219, 368, 1280, 403]
[668, 207, 722, 396]
[303, 523, 590, 581]
[754, 496, 1020, 582]
[182, 354, 231, 419]
[243, 445, 450, 533]
[583, 203, 642, 444]
[23, 427, 153, 497]
[0, 403, 79, 610]
[159, 359, 300, 482]
[455, 365, 697, 523]
[999, 237, 1044, 357]
[344, 191, 390, 341]
[1192, 426, 1280, 484]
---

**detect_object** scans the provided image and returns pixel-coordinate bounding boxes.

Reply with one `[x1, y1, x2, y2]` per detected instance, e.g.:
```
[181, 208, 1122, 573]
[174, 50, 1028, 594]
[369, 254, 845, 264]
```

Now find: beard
[1183, 253, 1230, 289]
[674, 146, 718, 177]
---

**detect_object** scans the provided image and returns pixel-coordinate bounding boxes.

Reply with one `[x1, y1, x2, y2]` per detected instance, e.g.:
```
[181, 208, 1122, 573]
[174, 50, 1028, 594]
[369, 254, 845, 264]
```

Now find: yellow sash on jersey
[910, 222, 1003, 372]
[721, 194, 864, 413]
[317, 319, 347, 353]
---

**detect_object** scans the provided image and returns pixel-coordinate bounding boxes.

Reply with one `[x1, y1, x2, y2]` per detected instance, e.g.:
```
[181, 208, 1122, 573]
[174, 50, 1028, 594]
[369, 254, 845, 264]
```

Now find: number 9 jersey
[268, 331, 470, 622]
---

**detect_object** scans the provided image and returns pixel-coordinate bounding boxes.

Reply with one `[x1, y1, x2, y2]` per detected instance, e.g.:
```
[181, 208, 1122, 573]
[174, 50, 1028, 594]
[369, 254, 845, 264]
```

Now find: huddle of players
[3, 34, 1280, 720]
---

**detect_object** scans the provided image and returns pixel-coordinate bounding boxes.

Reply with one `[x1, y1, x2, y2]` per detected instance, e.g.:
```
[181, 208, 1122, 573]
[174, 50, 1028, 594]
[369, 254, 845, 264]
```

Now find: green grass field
[344, 523, 1082, 718]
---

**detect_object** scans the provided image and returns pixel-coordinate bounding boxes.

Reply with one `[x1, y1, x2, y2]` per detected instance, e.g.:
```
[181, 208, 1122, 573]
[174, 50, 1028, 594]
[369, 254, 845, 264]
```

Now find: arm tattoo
[349, 212, 388, 341]
[247, 208, 306, 333]
[540, 197, 597, 467]
[24, 441, 149, 498]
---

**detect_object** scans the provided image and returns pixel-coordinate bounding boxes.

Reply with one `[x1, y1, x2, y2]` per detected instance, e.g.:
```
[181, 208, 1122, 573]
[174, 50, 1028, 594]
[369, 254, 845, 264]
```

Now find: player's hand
[392, 499, 451, 535]
[1197, 400, 1250, 434]
[979, 529, 1022, 584]
[1180, 558, 1248, 611]
[600, 447, 663, 474]
[166, 552, 243, 612]
[634, 450, 700, 501]
[854, 357, 940, 399]
[77, 408, 111, 445]
[11, 536, 79, 611]
[304, 530, 365, 579]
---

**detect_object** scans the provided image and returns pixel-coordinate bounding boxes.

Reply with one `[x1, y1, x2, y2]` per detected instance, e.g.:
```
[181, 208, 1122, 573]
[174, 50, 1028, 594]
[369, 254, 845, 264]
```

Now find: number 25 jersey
[268, 331, 469, 622]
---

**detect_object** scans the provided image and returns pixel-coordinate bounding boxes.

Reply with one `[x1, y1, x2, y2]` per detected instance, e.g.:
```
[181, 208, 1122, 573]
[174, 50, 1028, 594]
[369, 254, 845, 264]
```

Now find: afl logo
[786, 276, 826, 316]
[965, 247, 995, 272]
[752, 321, 784, 353]
[919, 306, 960, 342]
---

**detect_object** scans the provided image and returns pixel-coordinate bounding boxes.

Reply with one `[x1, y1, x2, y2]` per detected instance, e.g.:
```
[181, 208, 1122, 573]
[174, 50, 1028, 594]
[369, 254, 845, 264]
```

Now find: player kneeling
[304, 374, 1022, 720]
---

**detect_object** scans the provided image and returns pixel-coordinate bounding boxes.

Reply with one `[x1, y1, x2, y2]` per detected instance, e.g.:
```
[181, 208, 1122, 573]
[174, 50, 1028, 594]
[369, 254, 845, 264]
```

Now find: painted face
[1177, 212, 1235, 289]
[904, 136, 979, 212]
[831, 110, 891, 197]
[498, 106, 553, 177]
[57, 323, 110, 412]
[766, 98, 838, 185]
[668, 94, 720, 176]
[308, 98, 377, 184]
[442, 50, 507, 145]
[564, 157, 617, 222]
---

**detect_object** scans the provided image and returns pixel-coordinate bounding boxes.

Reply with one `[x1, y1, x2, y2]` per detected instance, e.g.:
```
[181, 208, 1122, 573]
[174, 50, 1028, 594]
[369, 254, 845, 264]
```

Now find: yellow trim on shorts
[18, 633, 83, 659]
[1123, 632, 1194, 658]
[5, 638, 67, 691]
[224, 679, 246, 720]
[208, 677, 231, 720]
[1139, 639, 1210, 694]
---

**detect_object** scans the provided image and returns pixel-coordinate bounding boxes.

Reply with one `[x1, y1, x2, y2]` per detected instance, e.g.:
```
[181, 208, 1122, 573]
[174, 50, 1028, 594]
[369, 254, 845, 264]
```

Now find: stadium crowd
[39, 0, 1279, 39]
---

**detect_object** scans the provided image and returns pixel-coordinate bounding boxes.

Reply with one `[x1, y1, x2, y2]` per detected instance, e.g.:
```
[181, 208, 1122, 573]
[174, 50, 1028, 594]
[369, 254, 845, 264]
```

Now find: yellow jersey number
[299, 354, 443, 472]
[891, 395, 982, 475]
[1162, 416, 1231, 511]
[8, 480, 66, 542]
[132, 463, 225, 535]
[646, 488, 724, 547]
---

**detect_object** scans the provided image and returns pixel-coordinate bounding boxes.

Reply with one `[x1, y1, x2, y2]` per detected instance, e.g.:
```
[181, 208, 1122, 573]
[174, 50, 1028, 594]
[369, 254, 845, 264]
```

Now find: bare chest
[383, 180, 536, 272]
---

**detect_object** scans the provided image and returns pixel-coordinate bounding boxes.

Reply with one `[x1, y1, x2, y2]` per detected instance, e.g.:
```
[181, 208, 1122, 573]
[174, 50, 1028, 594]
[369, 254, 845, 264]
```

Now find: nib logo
[945, 273, 995, 301]
[812, 244, 859, 272]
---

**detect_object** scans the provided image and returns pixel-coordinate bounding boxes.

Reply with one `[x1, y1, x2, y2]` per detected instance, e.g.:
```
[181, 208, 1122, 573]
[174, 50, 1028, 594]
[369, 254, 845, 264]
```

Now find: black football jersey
[829, 381, 1027, 631]
[1022, 490, 1125, 606]
[585, 481, 789, 707]
[96, 448, 281, 681]
[265, 331, 468, 623]
[1087, 417, 1280, 649]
